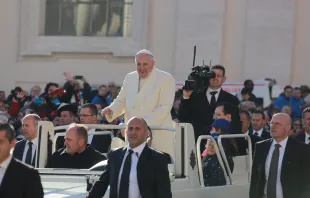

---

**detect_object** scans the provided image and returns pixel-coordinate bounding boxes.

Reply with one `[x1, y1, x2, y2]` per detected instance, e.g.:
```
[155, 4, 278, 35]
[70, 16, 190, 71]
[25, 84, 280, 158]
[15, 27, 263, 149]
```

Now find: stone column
[221, 0, 247, 81]
[291, 0, 310, 84]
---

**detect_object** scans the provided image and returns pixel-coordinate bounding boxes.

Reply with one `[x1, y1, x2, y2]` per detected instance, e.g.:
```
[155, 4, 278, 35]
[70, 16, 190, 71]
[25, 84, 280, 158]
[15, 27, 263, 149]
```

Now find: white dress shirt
[264, 137, 288, 198]
[0, 154, 12, 185]
[118, 142, 146, 198]
[22, 137, 38, 164]
[305, 133, 310, 144]
[87, 128, 96, 144]
[253, 128, 264, 137]
[206, 87, 222, 103]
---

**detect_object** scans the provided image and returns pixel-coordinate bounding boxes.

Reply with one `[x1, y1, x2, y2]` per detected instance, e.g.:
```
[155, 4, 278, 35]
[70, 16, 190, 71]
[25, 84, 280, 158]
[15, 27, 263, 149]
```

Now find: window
[44, 0, 133, 37]
[20, 0, 148, 56]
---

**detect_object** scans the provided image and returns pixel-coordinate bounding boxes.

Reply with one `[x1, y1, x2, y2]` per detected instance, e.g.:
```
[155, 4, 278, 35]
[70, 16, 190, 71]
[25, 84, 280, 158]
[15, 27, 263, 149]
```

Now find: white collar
[305, 132, 310, 140]
[127, 142, 146, 157]
[27, 136, 38, 146]
[271, 136, 289, 150]
[207, 87, 222, 94]
[254, 128, 264, 136]
[0, 154, 12, 169]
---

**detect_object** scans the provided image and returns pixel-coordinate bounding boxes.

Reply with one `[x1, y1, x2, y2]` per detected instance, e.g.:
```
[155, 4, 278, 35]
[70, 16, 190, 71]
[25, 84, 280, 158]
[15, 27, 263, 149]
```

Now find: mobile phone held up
[74, 75, 83, 80]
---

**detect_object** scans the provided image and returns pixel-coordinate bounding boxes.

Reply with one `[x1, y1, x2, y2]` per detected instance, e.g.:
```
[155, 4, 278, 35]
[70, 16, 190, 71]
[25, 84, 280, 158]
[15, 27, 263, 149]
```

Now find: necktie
[210, 91, 218, 111]
[267, 144, 281, 198]
[307, 137, 310, 144]
[254, 132, 259, 136]
[25, 142, 33, 165]
[119, 149, 134, 198]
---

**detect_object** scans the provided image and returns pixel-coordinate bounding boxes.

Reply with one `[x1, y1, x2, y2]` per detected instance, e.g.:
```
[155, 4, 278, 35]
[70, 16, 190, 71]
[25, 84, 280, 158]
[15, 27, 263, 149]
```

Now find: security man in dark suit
[178, 65, 240, 141]
[249, 110, 271, 140]
[13, 114, 52, 166]
[250, 113, 310, 198]
[296, 107, 310, 145]
[79, 103, 111, 153]
[87, 116, 172, 198]
[0, 123, 44, 198]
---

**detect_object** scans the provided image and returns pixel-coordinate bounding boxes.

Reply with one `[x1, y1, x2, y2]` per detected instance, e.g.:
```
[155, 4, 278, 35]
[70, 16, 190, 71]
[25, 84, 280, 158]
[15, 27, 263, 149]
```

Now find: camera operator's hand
[183, 90, 193, 99]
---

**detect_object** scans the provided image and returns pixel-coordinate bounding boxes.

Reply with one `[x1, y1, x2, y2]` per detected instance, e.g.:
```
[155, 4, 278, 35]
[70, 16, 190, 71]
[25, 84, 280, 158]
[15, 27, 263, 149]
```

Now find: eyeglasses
[78, 114, 95, 117]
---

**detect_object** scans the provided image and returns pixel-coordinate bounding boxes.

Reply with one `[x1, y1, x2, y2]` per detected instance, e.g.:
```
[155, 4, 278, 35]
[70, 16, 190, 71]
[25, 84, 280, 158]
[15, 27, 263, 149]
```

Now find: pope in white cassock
[101, 49, 176, 128]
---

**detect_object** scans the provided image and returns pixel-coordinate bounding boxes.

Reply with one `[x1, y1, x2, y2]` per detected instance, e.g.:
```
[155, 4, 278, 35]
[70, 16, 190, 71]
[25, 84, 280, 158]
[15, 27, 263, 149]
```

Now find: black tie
[210, 91, 218, 111]
[267, 144, 281, 198]
[308, 137, 310, 144]
[25, 142, 33, 165]
[119, 149, 134, 198]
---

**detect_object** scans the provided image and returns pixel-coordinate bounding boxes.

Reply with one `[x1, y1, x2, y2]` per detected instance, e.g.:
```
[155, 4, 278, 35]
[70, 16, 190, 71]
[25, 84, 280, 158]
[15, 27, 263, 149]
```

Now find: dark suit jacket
[13, 138, 52, 167]
[295, 132, 307, 144]
[249, 129, 271, 140]
[237, 133, 263, 156]
[87, 145, 172, 198]
[178, 88, 240, 140]
[249, 137, 310, 198]
[0, 158, 44, 198]
[91, 129, 112, 154]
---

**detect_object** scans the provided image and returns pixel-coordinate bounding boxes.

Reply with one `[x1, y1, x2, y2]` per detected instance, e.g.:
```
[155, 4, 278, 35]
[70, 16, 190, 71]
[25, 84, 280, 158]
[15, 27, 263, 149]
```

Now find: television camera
[182, 46, 216, 93]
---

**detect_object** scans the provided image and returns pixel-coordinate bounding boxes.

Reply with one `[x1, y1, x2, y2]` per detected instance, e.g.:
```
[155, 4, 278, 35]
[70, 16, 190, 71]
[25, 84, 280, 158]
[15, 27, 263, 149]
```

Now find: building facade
[0, 0, 309, 94]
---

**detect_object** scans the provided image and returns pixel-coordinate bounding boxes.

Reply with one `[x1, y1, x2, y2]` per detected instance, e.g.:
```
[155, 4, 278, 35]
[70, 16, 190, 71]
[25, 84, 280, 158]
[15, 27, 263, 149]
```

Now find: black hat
[57, 103, 78, 117]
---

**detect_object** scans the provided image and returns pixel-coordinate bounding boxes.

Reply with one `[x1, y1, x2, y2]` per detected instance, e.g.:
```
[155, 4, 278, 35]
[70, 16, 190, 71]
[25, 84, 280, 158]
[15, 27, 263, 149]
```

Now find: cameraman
[178, 65, 240, 141]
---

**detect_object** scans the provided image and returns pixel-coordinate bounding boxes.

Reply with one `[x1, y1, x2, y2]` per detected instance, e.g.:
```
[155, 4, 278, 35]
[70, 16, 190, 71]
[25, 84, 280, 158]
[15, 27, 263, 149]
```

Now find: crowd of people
[0, 49, 309, 198]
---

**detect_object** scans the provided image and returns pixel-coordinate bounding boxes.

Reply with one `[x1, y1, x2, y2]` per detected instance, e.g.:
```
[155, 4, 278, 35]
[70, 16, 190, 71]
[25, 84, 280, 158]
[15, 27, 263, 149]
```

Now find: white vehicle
[34, 121, 252, 198]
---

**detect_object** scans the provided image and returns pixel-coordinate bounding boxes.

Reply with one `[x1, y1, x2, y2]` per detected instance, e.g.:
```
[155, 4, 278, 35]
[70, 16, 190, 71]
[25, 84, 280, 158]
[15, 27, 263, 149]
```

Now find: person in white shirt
[249, 113, 310, 198]
[0, 123, 44, 198]
[87, 117, 172, 198]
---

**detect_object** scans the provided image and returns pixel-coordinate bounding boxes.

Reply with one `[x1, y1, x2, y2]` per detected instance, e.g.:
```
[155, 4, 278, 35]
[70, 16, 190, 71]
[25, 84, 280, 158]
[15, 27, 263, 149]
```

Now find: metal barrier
[53, 124, 176, 153]
[196, 135, 230, 187]
[54, 124, 175, 131]
[217, 134, 252, 184]
[53, 131, 113, 153]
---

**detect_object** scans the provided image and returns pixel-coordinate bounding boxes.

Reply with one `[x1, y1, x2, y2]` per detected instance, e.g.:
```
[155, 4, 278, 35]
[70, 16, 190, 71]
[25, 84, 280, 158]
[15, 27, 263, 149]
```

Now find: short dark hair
[217, 102, 237, 116]
[302, 107, 310, 119]
[98, 85, 107, 90]
[241, 88, 250, 95]
[211, 65, 225, 77]
[252, 110, 265, 120]
[0, 124, 16, 142]
[284, 85, 293, 91]
[239, 110, 251, 121]
[44, 82, 59, 93]
[0, 90, 4, 94]
[294, 87, 301, 91]
[81, 103, 98, 115]
[244, 79, 254, 86]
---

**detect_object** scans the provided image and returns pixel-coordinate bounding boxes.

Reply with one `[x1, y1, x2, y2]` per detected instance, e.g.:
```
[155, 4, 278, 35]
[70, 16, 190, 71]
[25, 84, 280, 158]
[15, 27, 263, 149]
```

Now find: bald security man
[87, 117, 172, 198]
[250, 113, 310, 198]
